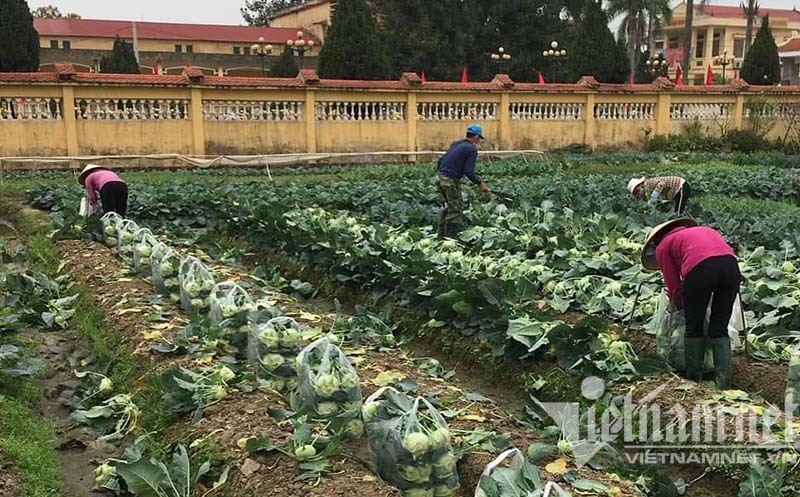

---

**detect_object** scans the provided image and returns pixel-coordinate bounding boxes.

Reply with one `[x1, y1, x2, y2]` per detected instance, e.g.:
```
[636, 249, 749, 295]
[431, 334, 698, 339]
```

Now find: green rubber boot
[709, 337, 732, 390]
[684, 337, 706, 382]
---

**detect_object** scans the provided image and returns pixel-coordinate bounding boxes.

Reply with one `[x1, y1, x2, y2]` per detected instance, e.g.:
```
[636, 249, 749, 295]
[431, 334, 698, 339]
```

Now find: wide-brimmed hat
[641, 217, 699, 270]
[78, 164, 109, 186]
[627, 177, 645, 194]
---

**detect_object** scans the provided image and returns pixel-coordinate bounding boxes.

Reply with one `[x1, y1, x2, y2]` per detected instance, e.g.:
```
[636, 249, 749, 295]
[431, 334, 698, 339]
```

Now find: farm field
[2, 151, 800, 497]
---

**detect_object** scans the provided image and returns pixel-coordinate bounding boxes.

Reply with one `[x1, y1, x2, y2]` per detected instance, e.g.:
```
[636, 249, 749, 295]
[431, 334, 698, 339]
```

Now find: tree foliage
[0, 0, 40, 72]
[31, 5, 80, 18]
[241, 0, 307, 26]
[270, 45, 300, 77]
[740, 15, 780, 86]
[99, 36, 140, 74]
[568, 0, 629, 83]
[318, 0, 390, 79]
[608, 0, 671, 82]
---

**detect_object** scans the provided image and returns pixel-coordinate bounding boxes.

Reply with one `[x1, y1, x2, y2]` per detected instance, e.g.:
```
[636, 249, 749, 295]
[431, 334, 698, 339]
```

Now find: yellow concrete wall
[76, 121, 193, 155]
[317, 121, 406, 152]
[417, 122, 501, 151]
[205, 122, 306, 154]
[511, 122, 585, 150]
[270, 1, 330, 41]
[0, 122, 67, 156]
[39, 37, 312, 56]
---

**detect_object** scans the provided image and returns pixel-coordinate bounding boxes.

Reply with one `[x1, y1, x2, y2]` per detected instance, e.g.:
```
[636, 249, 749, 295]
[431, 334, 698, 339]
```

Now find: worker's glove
[479, 182, 490, 193]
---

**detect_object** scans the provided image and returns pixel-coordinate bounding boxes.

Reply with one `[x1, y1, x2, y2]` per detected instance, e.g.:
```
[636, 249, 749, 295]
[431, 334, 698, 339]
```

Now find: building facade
[655, 3, 800, 84]
[780, 37, 800, 85]
[269, 0, 335, 43]
[35, 18, 320, 77]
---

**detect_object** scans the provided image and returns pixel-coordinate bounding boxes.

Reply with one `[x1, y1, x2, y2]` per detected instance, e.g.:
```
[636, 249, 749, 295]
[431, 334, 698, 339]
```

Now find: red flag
[675, 64, 683, 86]
[538, 72, 545, 84]
[460, 66, 468, 83]
[421, 71, 427, 83]
[705, 64, 714, 85]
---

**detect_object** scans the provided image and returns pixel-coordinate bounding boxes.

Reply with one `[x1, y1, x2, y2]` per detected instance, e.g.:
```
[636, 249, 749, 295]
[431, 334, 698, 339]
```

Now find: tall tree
[568, 0, 629, 83]
[317, 0, 389, 79]
[608, 0, 671, 82]
[742, 0, 759, 56]
[31, 5, 81, 18]
[242, 0, 307, 26]
[0, 0, 40, 72]
[740, 15, 780, 85]
[270, 45, 300, 77]
[99, 36, 140, 74]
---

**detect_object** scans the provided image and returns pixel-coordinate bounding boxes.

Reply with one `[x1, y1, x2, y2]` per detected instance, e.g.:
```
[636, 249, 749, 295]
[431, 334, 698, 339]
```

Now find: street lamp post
[715, 51, 734, 82]
[287, 30, 315, 70]
[644, 56, 669, 81]
[490, 47, 512, 74]
[251, 37, 273, 76]
[542, 41, 567, 83]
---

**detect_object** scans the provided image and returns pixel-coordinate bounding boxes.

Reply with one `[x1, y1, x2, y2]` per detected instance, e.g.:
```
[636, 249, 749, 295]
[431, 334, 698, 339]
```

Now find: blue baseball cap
[466, 124, 485, 139]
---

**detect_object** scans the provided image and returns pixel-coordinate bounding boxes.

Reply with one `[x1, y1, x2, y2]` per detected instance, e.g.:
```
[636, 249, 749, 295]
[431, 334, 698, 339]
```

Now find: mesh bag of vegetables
[363, 387, 459, 497]
[132, 229, 158, 277]
[152, 248, 183, 303]
[291, 337, 363, 426]
[99, 212, 123, 246]
[209, 282, 254, 325]
[474, 448, 568, 497]
[116, 220, 141, 265]
[179, 257, 216, 314]
[247, 316, 302, 392]
[786, 347, 800, 416]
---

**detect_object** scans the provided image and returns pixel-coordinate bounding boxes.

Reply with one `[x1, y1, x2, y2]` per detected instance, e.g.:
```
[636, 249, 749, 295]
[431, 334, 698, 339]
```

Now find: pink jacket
[84, 169, 124, 206]
[655, 226, 736, 309]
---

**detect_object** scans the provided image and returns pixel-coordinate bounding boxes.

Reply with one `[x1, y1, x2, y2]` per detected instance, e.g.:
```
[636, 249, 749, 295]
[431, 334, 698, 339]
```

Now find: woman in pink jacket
[78, 165, 128, 216]
[642, 218, 740, 388]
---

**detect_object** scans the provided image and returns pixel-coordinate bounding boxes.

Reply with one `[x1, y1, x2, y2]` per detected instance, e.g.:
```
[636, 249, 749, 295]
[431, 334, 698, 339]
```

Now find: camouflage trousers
[435, 174, 463, 225]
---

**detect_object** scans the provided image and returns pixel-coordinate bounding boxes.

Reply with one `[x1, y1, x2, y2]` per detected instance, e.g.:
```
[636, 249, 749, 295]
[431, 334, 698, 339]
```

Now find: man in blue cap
[435, 124, 490, 238]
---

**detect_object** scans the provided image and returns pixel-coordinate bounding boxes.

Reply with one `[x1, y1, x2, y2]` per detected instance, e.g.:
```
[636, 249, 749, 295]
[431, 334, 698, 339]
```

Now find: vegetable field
[3, 151, 800, 497]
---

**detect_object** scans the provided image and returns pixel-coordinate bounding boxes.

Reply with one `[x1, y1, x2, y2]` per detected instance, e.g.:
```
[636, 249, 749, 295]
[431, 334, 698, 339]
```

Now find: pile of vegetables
[161, 365, 235, 415]
[363, 388, 458, 497]
[100, 212, 123, 247]
[291, 337, 363, 432]
[475, 448, 569, 497]
[152, 248, 183, 303]
[116, 220, 141, 264]
[209, 282, 254, 326]
[248, 316, 303, 392]
[132, 230, 159, 277]
[178, 257, 216, 314]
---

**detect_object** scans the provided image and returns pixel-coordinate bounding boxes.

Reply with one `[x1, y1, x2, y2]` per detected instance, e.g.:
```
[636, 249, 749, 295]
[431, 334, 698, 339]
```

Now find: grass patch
[0, 377, 61, 497]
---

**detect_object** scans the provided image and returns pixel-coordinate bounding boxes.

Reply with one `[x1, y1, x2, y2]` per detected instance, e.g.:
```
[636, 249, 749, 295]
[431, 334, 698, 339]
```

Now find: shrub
[724, 130, 770, 153]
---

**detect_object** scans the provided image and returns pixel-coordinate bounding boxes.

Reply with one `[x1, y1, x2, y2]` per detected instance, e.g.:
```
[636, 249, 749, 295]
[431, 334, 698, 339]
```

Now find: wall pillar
[61, 85, 79, 156]
[705, 26, 715, 69]
[655, 93, 672, 135]
[406, 92, 417, 156]
[584, 93, 596, 149]
[304, 89, 317, 153]
[189, 88, 205, 156]
[498, 92, 511, 150]
[733, 93, 745, 129]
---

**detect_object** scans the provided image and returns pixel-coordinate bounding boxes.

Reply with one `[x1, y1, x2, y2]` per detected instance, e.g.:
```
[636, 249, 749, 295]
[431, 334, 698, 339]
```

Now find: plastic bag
[786, 347, 800, 416]
[291, 337, 363, 424]
[79, 197, 94, 217]
[474, 448, 568, 497]
[132, 229, 157, 277]
[152, 249, 183, 303]
[116, 220, 141, 264]
[247, 316, 302, 392]
[209, 282, 254, 325]
[363, 388, 458, 497]
[179, 257, 215, 314]
[100, 212, 123, 246]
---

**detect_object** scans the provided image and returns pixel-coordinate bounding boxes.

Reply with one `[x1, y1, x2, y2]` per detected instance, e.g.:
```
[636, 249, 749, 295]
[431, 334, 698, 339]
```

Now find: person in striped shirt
[627, 176, 691, 214]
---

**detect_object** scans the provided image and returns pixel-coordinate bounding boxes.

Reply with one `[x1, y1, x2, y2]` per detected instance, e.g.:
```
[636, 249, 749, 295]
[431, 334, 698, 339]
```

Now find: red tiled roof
[33, 18, 319, 44]
[779, 37, 800, 53]
[697, 4, 800, 22]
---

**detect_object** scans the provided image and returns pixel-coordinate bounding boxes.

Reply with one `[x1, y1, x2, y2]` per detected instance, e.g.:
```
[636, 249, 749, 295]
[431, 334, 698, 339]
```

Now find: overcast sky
[27, 0, 800, 25]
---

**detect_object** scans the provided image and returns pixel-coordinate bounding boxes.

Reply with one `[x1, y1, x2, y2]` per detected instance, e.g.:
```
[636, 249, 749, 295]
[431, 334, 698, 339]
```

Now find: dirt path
[0, 452, 20, 497]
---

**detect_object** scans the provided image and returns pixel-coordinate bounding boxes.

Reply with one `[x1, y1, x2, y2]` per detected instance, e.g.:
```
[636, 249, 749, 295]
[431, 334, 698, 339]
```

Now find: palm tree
[680, 0, 714, 84]
[608, 0, 671, 82]
[742, 0, 759, 56]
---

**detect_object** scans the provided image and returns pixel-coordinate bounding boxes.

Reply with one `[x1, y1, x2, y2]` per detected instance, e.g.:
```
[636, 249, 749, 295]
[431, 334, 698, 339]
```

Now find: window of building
[186, 45, 193, 53]
[175, 44, 183, 53]
[62, 40, 71, 49]
[243, 46, 251, 55]
[50, 40, 58, 49]
[668, 36, 679, 49]
[654, 39, 665, 52]
[695, 32, 705, 59]
[733, 38, 744, 58]
[712, 31, 721, 57]
[233, 46, 241, 54]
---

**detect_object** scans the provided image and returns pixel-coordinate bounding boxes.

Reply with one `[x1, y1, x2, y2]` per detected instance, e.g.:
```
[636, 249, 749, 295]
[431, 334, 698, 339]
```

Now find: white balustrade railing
[510, 102, 582, 120]
[417, 102, 497, 121]
[203, 100, 302, 121]
[74, 98, 190, 120]
[670, 103, 732, 120]
[315, 101, 405, 121]
[744, 102, 800, 119]
[594, 102, 655, 120]
[0, 97, 62, 120]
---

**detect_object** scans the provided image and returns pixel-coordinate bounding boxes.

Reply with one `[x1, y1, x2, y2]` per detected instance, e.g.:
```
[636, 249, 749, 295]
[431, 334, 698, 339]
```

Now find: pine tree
[100, 36, 140, 74]
[740, 15, 780, 86]
[270, 46, 300, 77]
[567, 0, 630, 83]
[317, 0, 390, 79]
[0, 0, 40, 72]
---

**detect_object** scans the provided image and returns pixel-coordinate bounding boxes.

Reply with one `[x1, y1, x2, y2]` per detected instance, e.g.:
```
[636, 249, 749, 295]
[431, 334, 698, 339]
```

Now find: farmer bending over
[628, 176, 691, 215]
[642, 218, 740, 389]
[79, 164, 129, 216]
[435, 124, 490, 238]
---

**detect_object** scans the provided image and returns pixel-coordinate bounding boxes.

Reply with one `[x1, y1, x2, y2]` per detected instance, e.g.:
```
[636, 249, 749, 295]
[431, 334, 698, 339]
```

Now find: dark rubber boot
[684, 337, 706, 382]
[709, 337, 732, 390]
